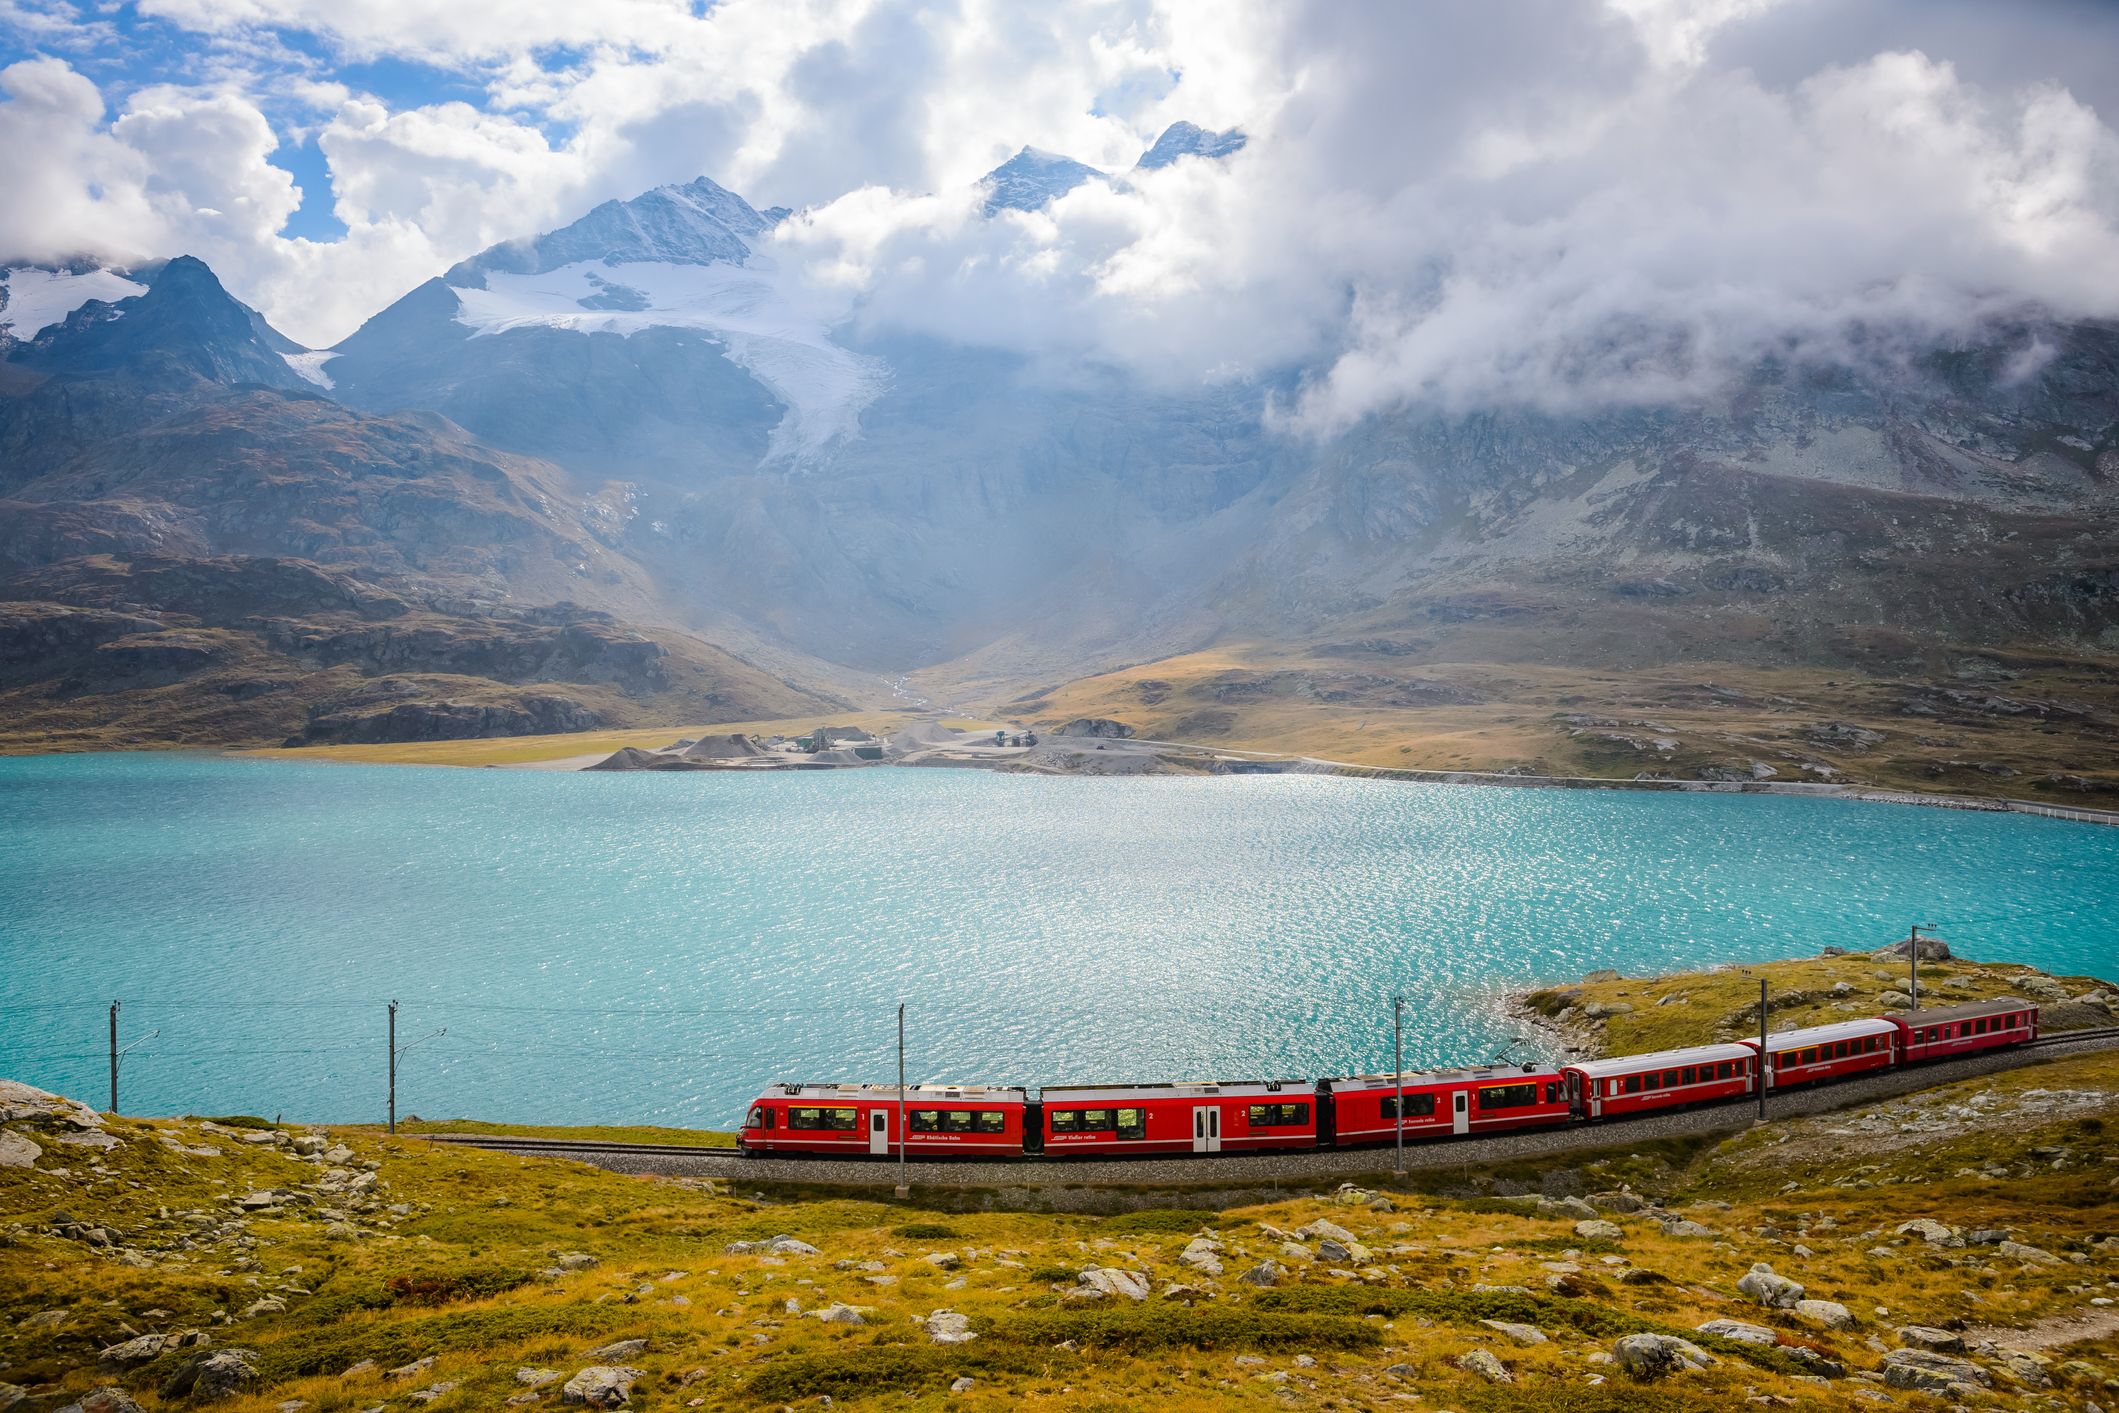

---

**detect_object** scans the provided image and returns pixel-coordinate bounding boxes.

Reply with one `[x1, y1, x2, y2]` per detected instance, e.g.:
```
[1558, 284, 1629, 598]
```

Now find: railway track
[411, 1025, 2119, 1191]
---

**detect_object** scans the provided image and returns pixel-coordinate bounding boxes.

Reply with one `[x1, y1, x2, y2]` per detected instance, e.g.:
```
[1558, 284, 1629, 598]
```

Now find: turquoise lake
[1, 753, 2114, 1127]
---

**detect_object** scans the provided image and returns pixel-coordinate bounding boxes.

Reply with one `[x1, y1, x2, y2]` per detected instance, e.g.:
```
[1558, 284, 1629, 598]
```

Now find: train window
[1249, 1103, 1310, 1126]
[1643, 1072, 1660, 1092]
[788, 1107, 820, 1129]
[976, 1111, 1006, 1134]
[1116, 1109, 1145, 1140]
[1545, 1083, 1560, 1103]
[1051, 1110, 1079, 1133]
[1382, 1093, 1437, 1118]
[745, 1106, 773, 1129]
[910, 1110, 940, 1133]
[1479, 1083, 1538, 1109]
[944, 1110, 975, 1132]
[1624, 1076, 1641, 1094]
[826, 1109, 857, 1130]
[1681, 1067, 1696, 1085]
[1976, 1018, 1989, 1035]
[1802, 1048, 1818, 1065]
[1083, 1110, 1115, 1131]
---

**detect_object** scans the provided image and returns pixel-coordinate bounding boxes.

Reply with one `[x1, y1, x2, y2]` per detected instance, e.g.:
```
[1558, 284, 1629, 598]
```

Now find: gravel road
[426, 1031, 2119, 1192]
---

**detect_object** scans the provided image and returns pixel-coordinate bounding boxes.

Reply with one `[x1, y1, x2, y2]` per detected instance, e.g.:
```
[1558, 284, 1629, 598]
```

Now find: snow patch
[0, 266, 146, 338]
[451, 256, 884, 461]
[281, 350, 339, 389]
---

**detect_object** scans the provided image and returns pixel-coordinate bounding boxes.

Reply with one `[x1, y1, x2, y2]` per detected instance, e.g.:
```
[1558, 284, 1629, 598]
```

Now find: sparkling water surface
[1, 753, 2113, 1127]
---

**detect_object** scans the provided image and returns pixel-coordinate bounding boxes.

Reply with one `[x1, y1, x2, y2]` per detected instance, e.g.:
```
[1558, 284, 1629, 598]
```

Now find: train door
[869, 1110, 890, 1155]
[1451, 1090, 1469, 1136]
[1191, 1106, 1221, 1153]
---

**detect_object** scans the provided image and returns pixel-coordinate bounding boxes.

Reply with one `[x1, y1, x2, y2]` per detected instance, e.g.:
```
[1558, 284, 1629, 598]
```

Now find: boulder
[805, 1304, 866, 1326]
[0, 1131, 41, 1169]
[1479, 1320, 1548, 1345]
[1294, 1219, 1357, 1244]
[1896, 1326, 1965, 1353]
[1237, 1261, 1282, 1287]
[560, 1367, 644, 1407]
[1992, 1349, 2051, 1387]
[162, 1349, 259, 1402]
[57, 1391, 145, 1413]
[1455, 1349, 1512, 1383]
[1882, 1349, 1990, 1394]
[1695, 1320, 1778, 1346]
[1077, 1268, 1150, 1301]
[101, 1330, 209, 1372]
[1614, 1333, 1714, 1379]
[1795, 1299, 1856, 1331]
[1997, 1240, 2060, 1264]
[1316, 1238, 1373, 1265]
[515, 1370, 561, 1388]
[919, 1310, 976, 1345]
[1894, 1218, 1961, 1247]
[1589, 1191, 1644, 1214]
[586, 1341, 646, 1362]
[1575, 1218, 1624, 1242]
[553, 1252, 598, 1271]
[1736, 1262, 1803, 1309]
[1660, 1218, 1716, 1238]
[1178, 1238, 1223, 1275]
[1878, 990, 1914, 1009]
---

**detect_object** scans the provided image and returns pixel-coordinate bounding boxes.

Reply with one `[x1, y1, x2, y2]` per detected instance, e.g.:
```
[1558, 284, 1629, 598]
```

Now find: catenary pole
[1392, 995, 1406, 1178]
[387, 1000, 397, 1136]
[109, 1001, 119, 1113]
[1757, 979, 1768, 1120]
[895, 1003, 909, 1199]
[1909, 923, 1920, 1011]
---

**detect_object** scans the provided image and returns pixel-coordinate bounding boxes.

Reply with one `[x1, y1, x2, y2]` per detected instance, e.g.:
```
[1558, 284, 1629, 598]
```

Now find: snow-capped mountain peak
[1135, 121, 1246, 170]
[980, 146, 1107, 215]
[447, 175, 779, 286]
[0, 263, 148, 343]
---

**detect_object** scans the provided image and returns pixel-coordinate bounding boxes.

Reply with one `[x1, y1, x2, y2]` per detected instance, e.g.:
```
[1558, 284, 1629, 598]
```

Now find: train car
[1738, 1017, 1897, 1091]
[1561, 1043, 1756, 1120]
[738, 1082, 1029, 1158]
[1038, 1080, 1318, 1156]
[1324, 1064, 1571, 1144]
[1888, 999, 2038, 1064]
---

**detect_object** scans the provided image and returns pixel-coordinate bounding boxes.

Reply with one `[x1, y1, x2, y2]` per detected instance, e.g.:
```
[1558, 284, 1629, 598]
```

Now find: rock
[1896, 1326, 1964, 1353]
[587, 1340, 647, 1361]
[1542, 1195, 1599, 1221]
[1480, 1320, 1548, 1345]
[0, 1387, 23, 1413]
[1316, 1238, 1373, 1265]
[387, 1359, 436, 1381]
[1993, 1349, 2051, 1387]
[1696, 1319, 1777, 1346]
[1876, 934, 1951, 961]
[725, 1235, 818, 1256]
[1660, 1218, 1717, 1238]
[1574, 1218, 1624, 1242]
[1736, 1262, 1804, 1309]
[918, 1310, 976, 1344]
[1894, 1219, 1961, 1247]
[1455, 1349, 1512, 1383]
[1589, 1191, 1644, 1214]
[162, 1349, 260, 1401]
[949, 1376, 975, 1394]
[1878, 990, 1913, 1009]
[516, 1370, 561, 1388]
[1077, 1267, 1150, 1301]
[405, 1384, 457, 1403]
[1883, 1349, 1990, 1394]
[0, 1080, 104, 1127]
[291, 1135, 327, 1156]
[1614, 1334, 1715, 1379]
[561, 1367, 644, 1407]
[1795, 1300, 1857, 1331]
[57, 1390, 145, 1413]
[100, 1330, 210, 1372]
[553, 1252, 598, 1271]
[924, 1251, 960, 1269]
[1278, 1240, 1315, 1263]
[0, 1131, 41, 1169]
[242, 1296, 286, 1318]
[806, 1304, 866, 1325]
[1582, 1001, 1635, 1019]
[340, 1361, 377, 1378]
[1294, 1218, 1357, 1244]
[1237, 1261, 1283, 1287]
[1178, 1238, 1224, 1275]
[1054, 717, 1134, 738]
[1997, 1240, 2060, 1264]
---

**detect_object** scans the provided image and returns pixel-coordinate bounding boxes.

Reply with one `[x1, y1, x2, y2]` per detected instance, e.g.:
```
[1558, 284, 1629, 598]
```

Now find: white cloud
[2, 0, 2117, 410]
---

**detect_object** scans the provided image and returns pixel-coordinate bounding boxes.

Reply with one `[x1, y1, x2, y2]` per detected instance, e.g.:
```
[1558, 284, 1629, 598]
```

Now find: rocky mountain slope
[4, 134, 2117, 782]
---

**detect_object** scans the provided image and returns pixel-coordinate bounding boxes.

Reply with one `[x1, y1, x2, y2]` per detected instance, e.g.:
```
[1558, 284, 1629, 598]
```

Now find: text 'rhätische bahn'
[737, 999, 2038, 1159]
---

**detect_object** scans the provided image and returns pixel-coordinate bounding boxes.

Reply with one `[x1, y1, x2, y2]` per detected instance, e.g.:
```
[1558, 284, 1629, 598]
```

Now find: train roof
[1895, 997, 2035, 1023]
[1330, 1063, 1560, 1089]
[1040, 1079, 1311, 1104]
[759, 1083, 1029, 1102]
[1739, 1016, 1899, 1050]
[1561, 1043, 1757, 1079]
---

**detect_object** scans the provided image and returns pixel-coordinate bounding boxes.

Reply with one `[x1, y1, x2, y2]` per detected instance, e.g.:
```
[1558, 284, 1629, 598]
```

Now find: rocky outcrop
[1736, 1262, 1803, 1308]
[560, 1367, 644, 1407]
[1054, 717, 1135, 738]
[292, 695, 602, 745]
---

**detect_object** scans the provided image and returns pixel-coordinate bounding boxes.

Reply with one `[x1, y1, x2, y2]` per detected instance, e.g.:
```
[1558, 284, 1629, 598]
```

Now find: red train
[737, 996, 2040, 1160]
